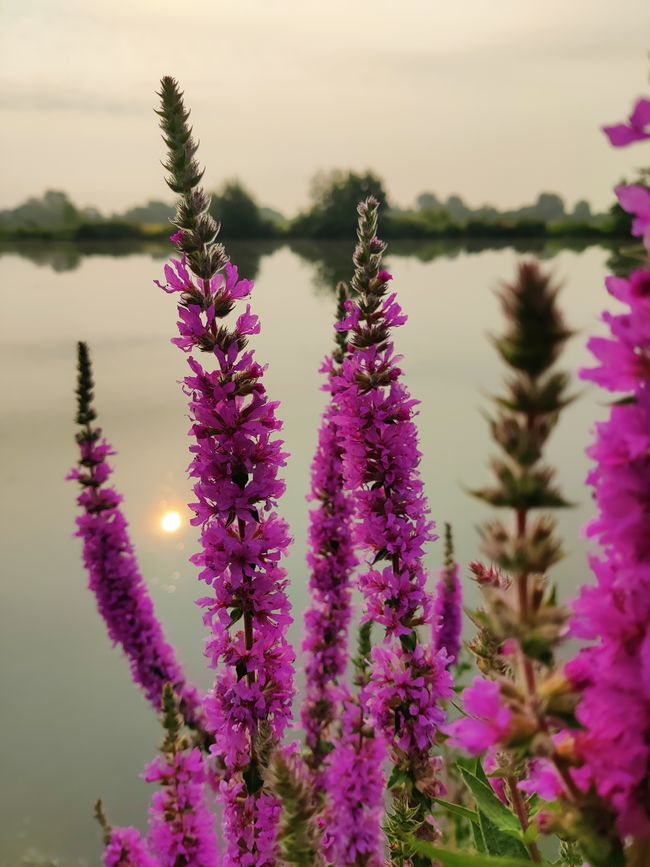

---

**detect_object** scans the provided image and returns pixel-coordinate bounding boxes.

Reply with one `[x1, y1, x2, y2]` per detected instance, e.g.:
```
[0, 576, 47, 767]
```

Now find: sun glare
[161, 510, 182, 534]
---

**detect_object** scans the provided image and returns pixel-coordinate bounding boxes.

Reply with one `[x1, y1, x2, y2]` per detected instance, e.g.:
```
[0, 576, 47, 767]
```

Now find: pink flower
[445, 678, 511, 755]
[615, 185, 650, 246]
[103, 828, 157, 867]
[323, 696, 386, 866]
[603, 98, 650, 147]
[144, 748, 218, 866]
[518, 760, 564, 801]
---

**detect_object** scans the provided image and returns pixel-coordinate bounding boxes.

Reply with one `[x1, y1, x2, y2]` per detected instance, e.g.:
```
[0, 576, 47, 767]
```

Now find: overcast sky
[1, 0, 649, 214]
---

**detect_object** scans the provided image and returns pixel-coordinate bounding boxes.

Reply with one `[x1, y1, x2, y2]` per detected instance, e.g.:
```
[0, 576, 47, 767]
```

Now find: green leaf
[387, 766, 411, 790]
[459, 768, 522, 838]
[433, 798, 479, 823]
[480, 813, 530, 859]
[409, 839, 535, 866]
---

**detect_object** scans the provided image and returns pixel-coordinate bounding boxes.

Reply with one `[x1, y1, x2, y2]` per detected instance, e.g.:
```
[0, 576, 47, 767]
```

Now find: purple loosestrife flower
[433, 524, 463, 665]
[144, 686, 218, 867]
[603, 97, 650, 147]
[332, 198, 451, 822]
[69, 342, 203, 729]
[445, 677, 512, 756]
[157, 78, 294, 864]
[302, 286, 357, 774]
[323, 692, 387, 867]
[615, 185, 650, 249]
[145, 749, 218, 866]
[567, 117, 650, 839]
[103, 828, 158, 867]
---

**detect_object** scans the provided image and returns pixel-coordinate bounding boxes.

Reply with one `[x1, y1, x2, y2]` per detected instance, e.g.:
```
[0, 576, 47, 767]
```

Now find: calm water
[0, 240, 613, 865]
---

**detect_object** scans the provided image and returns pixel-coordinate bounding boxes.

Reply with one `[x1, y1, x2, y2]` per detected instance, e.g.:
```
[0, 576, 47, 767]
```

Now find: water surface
[0, 240, 613, 865]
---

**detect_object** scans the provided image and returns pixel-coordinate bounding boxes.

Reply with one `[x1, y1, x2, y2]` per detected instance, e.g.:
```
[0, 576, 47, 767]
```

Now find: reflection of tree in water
[286, 237, 604, 294]
[0, 239, 276, 280]
[2, 236, 611, 286]
[285, 240, 355, 293]
[226, 240, 277, 281]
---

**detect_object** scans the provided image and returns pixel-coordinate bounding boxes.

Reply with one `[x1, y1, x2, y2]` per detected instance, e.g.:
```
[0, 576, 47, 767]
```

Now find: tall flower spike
[323, 693, 387, 867]
[568, 108, 650, 844]
[156, 79, 294, 865]
[69, 342, 204, 730]
[433, 524, 462, 666]
[156, 76, 228, 281]
[469, 261, 574, 694]
[301, 281, 356, 775]
[332, 197, 453, 836]
[144, 685, 219, 866]
[96, 801, 159, 867]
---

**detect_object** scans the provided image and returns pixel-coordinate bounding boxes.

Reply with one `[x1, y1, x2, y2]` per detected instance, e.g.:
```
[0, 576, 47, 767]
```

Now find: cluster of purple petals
[103, 827, 158, 867]
[603, 97, 650, 147]
[301, 392, 356, 765]
[323, 693, 387, 866]
[332, 338, 434, 636]
[69, 437, 203, 726]
[144, 747, 219, 866]
[567, 114, 650, 837]
[445, 677, 512, 756]
[368, 643, 453, 762]
[568, 392, 650, 834]
[332, 269, 451, 776]
[433, 560, 462, 664]
[219, 778, 280, 867]
[158, 254, 294, 863]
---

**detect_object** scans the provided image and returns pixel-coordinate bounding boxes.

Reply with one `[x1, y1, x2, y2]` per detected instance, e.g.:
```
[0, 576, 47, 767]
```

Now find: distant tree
[0, 190, 80, 230]
[291, 170, 389, 237]
[209, 180, 274, 238]
[444, 194, 470, 222]
[120, 200, 175, 224]
[416, 192, 443, 211]
[530, 192, 566, 222]
[571, 199, 592, 222]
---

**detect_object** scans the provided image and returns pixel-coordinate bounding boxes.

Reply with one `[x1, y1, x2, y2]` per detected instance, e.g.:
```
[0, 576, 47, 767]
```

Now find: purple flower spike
[103, 828, 158, 867]
[332, 197, 452, 818]
[568, 116, 650, 838]
[145, 748, 218, 866]
[301, 290, 357, 776]
[159, 249, 294, 862]
[69, 344, 203, 730]
[323, 694, 387, 866]
[433, 524, 463, 665]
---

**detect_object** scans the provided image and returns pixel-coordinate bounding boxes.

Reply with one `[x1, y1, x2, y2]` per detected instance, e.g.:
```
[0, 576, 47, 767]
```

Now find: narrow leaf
[409, 839, 536, 867]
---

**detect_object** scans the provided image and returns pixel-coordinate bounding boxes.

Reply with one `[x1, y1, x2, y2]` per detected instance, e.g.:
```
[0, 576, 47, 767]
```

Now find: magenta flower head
[332, 197, 452, 821]
[102, 827, 158, 867]
[323, 692, 387, 866]
[433, 523, 463, 665]
[69, 342, 203, 730]
[615, 185, 650, 249]
[445, 677, 512, 756]
[569, 116, 650, 839]
[143, 686, 218, 867]
[156, 77, 294, 862]
[603, 97, 650, 147]
[301, 283, 357, 774]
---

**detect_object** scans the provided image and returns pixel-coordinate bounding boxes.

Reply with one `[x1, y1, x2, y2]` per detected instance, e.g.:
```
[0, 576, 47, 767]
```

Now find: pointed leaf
[408, 840, 536, 866]
[459, 767, 522, 838]
[433, 798, 479, 824]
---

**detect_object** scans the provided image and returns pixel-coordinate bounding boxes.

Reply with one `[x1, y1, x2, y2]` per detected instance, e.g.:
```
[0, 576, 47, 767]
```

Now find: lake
[0, 238, 614, 865]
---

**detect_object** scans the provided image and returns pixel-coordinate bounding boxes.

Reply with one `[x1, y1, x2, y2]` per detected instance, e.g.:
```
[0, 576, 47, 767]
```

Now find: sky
[1, 0, 649, 215]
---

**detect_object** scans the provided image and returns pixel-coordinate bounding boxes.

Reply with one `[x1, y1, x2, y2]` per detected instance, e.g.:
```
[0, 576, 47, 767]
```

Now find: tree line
[0, 171, 634, 241]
